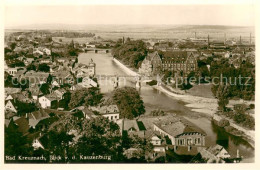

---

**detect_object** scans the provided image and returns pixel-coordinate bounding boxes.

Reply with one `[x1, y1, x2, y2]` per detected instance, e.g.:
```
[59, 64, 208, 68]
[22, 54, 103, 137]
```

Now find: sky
[5, 4, 255, 28]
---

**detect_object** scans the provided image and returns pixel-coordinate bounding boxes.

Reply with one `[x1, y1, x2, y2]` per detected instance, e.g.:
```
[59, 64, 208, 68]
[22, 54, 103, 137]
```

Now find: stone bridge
[84, 48, 111, 53]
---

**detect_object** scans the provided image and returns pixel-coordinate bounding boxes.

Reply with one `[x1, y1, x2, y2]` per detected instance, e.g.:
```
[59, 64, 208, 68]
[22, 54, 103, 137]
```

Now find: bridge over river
[84, 48, 111, 53]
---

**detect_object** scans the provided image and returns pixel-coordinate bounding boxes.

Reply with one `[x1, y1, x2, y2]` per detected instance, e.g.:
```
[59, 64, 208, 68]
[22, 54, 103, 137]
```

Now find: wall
[113, 58, 140, 77]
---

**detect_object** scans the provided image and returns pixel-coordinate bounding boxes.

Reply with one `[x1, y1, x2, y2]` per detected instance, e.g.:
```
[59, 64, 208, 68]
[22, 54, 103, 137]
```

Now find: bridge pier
[114, 76, 119, 89]
[135, 76, 141, 89]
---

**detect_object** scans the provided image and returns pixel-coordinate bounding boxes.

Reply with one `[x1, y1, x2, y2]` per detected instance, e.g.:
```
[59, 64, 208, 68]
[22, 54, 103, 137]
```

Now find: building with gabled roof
[153, 115, 206, 152]
[5, 100, 18, 113]
[198, 144, 230, 163]
[89, 104, 120, 121]
[161, 51, 197, 74]
[38, 95, 57, 109]
[139, 51, 162, 77]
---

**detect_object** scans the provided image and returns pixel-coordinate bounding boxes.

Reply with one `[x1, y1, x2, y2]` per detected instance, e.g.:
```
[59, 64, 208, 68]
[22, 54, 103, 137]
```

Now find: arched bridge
[84, 48, 111, 53]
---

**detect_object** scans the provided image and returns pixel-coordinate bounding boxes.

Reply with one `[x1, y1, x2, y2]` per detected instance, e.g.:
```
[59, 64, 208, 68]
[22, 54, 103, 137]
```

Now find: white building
[89, 104, 120, 121]
[38, 95, 56, 108]
[5, 100, 17, 113]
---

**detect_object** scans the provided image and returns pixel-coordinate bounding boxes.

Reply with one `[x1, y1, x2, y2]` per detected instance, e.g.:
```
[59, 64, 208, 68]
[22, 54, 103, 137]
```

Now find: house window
[111, 116, 113, 120]
[197, 138, 201, 145]
[187, 138, 192, 145]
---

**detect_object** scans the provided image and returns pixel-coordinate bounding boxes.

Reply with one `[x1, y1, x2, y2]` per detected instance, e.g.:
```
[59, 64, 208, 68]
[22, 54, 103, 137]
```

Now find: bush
[234, 113, 246, 124]
[218, 119, 230, 128]
[242, 114, 255, 130]
[224, 126, 244, 136]
[249, 104, 255, 109]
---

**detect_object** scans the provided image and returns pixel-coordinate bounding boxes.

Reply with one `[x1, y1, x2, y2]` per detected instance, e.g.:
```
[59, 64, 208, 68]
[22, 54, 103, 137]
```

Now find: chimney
[195, 32, 196, 39]
[250, 33, 251, 45]
[121, 118, 124, 135]
[224, 33, 226, 45]
[207, 34, 210, 47]
[240, 35, 242, 45]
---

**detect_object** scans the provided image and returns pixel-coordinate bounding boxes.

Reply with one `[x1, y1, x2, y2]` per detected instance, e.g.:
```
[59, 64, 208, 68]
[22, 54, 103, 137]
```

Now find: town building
[78, 77, 98, 88]
[38, 95, 57, 108]
[153, 116, 206, 152]
[89, 104, 120, 121]
[72, 59, 96, 77]
[199, 144, 230, 163]
[138, 51, 162, 77]
[161, 51, 197, 74]
[5, 100, 18, 113]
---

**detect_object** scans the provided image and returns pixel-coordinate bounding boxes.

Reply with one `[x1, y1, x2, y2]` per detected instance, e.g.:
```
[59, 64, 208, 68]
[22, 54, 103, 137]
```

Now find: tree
[4, 72, 19, 88]
[59, 92, 71, 110]
[46, 74, 53, 84]
[112, 87, 145, 119]
[215, 83, 230, 112]
[38, 63, 50, 72]
[16, 100, 38, 116]
[38, 130, 74, 162]
[40, 83, 50, 95]
[26, 64, 37, 71]
[68, 87, 103, 109]
[9, 42, 17, 51]
[112, 39, 147, 69]
[48, 115, 124, 163]
[74, 116, 123, 162]
[5, 125, 33, 161]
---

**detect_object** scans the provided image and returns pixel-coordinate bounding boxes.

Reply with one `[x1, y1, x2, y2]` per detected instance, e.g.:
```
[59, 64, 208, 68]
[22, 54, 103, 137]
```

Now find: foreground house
[117, 119, 146, 138]
[89, 104, 120, 121]
[153, 116, 206, 153]
[198, 144, 231, 163]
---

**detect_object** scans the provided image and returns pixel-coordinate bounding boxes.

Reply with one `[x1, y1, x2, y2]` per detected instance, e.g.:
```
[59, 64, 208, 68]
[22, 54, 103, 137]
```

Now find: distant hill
[5, 24, 254, 40]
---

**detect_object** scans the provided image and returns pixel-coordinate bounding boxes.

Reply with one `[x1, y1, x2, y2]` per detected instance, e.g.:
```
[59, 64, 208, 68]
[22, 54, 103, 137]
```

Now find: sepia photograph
[1, 0, 257, 167]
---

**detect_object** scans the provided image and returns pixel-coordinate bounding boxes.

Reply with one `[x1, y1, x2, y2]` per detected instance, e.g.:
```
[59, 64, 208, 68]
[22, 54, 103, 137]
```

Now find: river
[78, 52, 254, 163]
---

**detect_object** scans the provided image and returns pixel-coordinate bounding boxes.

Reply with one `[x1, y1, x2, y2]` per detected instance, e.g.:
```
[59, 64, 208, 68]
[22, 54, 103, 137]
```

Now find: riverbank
[112, 58, 140, 77]
[212, 114, 255, 148]
[154, 85, 255, 148]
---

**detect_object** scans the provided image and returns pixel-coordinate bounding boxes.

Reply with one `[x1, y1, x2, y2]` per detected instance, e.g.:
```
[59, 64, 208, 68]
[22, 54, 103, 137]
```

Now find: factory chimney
[207, 34, 210, 47]
[224, 33, 226, 45]
[250, 33, 251, 45]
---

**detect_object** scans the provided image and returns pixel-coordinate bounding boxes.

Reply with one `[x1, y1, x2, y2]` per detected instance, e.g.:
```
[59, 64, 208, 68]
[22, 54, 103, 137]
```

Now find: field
[52, 37, 97, 44]
[7, 24, 255, 42]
